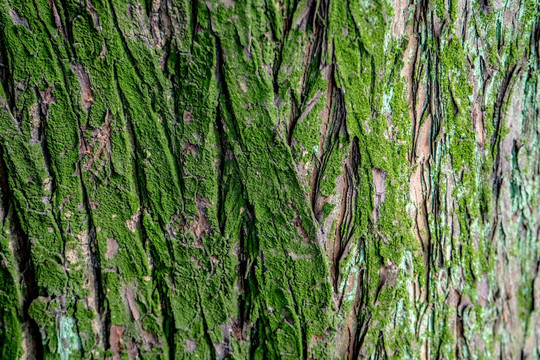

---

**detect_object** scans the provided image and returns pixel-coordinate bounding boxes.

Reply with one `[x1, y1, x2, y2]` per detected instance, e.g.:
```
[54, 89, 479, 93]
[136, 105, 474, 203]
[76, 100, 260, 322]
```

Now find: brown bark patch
[109, 325, 125, 358]
[9, 9, 29, 28]
[86, 0, 102, 30]
[141, 330, 159, 350]
[477, 273, 489, 306]
[219, 0, 235, 9]
[372, 168, 387, 222]
[48, 0, 66, 38]
[213, 342, 226, 359]
[182, 142, 198, 157]
[105, 238, 119, 260]
[183, 110, 192, 124]
[126, 340, 138, 359]
[192, 196, 211, 239]
[38, 86, 56, 107]
[185, 339, 197, 354]
[126, 208, 141, 232]
[71, 64, 94, 110]
[472, 101, 486, 146]
[82, 115, 112, 171]
[125, 287, 140, 321]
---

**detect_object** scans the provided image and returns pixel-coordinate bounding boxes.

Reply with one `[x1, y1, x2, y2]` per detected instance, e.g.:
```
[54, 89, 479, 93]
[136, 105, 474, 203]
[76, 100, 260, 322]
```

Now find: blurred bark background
[0, 0, 538, 358]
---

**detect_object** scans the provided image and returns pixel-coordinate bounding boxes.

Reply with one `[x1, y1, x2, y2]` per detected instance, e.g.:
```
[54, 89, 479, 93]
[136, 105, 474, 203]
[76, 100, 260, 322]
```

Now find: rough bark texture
[0, 0, 538, 359]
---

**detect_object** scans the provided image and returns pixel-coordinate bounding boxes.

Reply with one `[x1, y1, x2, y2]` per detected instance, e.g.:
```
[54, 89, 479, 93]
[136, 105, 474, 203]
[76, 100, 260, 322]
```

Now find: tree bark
[0, 0, 538, 359]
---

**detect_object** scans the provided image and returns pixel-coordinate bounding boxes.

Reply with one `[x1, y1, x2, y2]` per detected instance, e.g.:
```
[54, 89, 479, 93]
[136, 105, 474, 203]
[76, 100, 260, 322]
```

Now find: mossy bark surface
[0, 0, 538, 359]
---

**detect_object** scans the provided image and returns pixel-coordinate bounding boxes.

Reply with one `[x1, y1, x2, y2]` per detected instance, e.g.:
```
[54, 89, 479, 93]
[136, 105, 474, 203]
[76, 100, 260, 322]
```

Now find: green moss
[0, 217, 24, 359]
[36, 260, 68, 296]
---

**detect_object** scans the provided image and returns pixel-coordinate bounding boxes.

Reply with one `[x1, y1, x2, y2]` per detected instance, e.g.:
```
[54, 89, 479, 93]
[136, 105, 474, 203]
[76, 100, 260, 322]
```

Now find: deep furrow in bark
[0, 142, 44, 360]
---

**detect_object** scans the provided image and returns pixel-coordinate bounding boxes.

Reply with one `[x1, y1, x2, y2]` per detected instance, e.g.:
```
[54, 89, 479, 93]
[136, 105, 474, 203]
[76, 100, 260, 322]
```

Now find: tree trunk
[0, 0, 538, 359]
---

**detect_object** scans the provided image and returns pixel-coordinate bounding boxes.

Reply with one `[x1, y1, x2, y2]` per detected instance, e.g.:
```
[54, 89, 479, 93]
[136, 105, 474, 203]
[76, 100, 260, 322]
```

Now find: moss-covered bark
[0, 0, 538, 359]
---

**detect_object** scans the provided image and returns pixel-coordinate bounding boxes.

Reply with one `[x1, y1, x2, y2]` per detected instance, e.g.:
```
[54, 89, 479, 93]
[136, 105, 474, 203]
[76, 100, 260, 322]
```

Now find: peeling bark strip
[0, 0, 538, 359]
